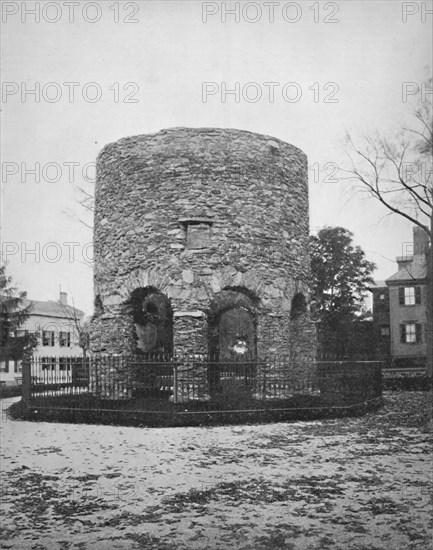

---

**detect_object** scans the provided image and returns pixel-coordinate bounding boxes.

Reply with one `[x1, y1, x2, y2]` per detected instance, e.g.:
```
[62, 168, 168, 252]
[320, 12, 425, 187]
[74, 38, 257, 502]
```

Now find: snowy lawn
[1, 391, 432, 550]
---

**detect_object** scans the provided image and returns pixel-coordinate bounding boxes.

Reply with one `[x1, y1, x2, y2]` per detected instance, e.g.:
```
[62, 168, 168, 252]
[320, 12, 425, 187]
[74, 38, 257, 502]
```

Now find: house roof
[386, 262, 427, 283]
[20, 299, 85, 320]
[371, 280, 387, 288]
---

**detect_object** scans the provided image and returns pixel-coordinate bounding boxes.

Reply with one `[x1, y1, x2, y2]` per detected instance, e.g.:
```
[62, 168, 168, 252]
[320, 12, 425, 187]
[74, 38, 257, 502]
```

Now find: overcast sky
[1, 0, 432, 314]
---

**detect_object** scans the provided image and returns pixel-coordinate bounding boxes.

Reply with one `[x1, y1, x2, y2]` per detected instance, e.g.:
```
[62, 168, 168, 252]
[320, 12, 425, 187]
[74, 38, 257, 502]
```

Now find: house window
[59, 332, 71, 347]
[399, 286, 421, 306]
[42, 330, 55, 347]
[380, 326, 390, 336]
[400, 322, 422, 344]
[42, 358, 56, 370]
[59, 357, 71, 371]
[405, 287, 415, 305]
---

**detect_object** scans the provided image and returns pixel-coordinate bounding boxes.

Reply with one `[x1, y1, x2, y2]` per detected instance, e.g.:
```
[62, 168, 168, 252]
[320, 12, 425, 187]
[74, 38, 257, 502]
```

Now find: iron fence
[21, 354, 385, 411]
[382, 356, 427, 378]
[29, 356, 90, 395]
[25, 354, 322, 402]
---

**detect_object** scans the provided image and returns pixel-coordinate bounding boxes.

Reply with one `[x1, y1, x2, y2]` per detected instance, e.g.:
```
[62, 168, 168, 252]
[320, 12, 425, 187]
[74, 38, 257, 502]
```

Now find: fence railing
[28, 356, 90, 395]
[21, 355, 383, 409]
[382, 356, 428, 378]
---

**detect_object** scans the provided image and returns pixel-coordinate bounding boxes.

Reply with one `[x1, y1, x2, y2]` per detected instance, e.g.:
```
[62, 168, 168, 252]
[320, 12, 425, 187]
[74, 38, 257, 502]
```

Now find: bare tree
[63, 183, 94, 233]
[58, 298, 89, 358]
[63, 184, 95, 270]
[343, 78, 432, 374]
[75, 186, 95, 230]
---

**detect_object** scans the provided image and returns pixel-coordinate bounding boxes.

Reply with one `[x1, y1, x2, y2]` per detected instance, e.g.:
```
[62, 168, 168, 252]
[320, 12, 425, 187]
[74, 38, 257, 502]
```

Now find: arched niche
[208, 287, 258, 360]
[129, 287, 173, 356]
[94, 295, 104, 316]
[290, 292, 308, 321]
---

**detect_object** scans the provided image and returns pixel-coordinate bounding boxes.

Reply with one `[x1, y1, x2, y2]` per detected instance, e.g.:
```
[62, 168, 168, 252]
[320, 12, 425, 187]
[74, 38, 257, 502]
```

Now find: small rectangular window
[187, 223, 211, 250]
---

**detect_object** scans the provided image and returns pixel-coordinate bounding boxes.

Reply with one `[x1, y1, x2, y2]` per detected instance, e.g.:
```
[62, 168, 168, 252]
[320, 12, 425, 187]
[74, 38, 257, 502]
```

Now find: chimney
[59, 291, 68, 306]
[396, 256, 412, 270]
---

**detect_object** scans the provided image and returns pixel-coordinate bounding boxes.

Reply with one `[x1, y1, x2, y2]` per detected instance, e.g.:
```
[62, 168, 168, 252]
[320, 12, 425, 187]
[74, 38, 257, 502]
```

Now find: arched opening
[215, 305, 256, 360]
[290, 292, 307, 320]
[94, 295, 104, 316]
[130, 287, 173, 357]
[208, 288, 258, 394]
[208, 288, 258, 359]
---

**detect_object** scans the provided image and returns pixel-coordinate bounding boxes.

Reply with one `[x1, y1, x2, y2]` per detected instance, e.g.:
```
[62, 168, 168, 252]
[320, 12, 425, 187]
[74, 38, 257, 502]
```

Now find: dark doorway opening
[129, 288, 174, 398]
[208, 288, 258, 394]
[130, 287, 173, 357]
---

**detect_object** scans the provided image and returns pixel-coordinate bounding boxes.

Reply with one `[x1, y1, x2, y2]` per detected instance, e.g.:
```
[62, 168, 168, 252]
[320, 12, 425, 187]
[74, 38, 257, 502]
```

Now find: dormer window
[179, 217, 213, 250]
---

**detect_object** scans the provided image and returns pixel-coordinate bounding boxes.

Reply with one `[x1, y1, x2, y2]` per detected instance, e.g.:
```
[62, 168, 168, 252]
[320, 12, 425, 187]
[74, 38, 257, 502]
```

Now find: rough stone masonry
[90, 127, 317, 396]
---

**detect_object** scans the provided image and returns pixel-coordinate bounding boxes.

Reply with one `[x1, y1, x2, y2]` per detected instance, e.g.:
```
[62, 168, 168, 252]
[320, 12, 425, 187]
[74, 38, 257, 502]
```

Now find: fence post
[173, 364, 178, 404]
[22, 359, 31, 405]
[94, 355, 100, 398]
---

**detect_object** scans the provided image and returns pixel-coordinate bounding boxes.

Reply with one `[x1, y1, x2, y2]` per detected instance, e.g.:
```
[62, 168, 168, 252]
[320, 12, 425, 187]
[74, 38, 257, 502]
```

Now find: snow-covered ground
[1, 392, 432, 550]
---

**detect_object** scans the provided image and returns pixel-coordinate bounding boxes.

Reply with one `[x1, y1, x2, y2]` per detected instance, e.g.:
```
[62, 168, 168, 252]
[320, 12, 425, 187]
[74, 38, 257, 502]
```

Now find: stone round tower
[91, 128, 316, 372]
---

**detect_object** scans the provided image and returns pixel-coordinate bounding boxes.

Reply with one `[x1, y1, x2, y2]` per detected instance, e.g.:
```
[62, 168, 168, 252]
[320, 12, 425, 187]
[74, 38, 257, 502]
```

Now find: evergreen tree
[0, 265, 38, 361]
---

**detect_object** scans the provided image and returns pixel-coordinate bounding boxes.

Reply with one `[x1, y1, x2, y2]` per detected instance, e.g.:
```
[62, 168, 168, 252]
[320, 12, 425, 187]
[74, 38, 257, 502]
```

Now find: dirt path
[1, 392, 432, 549]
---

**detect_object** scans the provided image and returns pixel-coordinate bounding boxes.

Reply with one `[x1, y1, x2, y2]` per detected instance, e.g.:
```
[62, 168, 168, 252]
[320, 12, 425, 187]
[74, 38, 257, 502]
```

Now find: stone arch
[129, 287, 173, 356]
[117, 269, 173, 303]
[206, 268, 264, 297]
